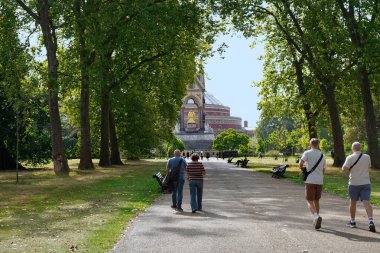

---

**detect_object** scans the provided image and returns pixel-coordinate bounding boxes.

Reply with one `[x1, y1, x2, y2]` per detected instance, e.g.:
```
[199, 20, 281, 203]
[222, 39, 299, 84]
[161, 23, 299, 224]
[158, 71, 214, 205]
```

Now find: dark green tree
[213, 128, 250, 153]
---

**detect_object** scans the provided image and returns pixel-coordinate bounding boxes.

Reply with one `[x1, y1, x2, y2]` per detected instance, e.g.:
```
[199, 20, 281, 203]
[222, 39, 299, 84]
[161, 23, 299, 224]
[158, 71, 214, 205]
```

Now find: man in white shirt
[342, 142, 376, 232]
[299, 138, 326, 229]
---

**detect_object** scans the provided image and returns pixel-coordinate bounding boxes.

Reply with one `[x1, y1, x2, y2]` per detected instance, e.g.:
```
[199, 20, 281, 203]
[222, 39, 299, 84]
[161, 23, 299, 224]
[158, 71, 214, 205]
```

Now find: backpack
[169, 158, 183, 182]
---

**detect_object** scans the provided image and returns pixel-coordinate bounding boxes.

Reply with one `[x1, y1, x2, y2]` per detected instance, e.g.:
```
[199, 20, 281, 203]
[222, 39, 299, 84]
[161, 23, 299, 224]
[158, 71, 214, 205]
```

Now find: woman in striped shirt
[186, 153, 206, 213]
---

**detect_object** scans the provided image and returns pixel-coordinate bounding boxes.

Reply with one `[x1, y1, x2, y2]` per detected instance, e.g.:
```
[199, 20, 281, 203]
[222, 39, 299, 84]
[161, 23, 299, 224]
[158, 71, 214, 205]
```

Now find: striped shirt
[186, 161, 205, 181]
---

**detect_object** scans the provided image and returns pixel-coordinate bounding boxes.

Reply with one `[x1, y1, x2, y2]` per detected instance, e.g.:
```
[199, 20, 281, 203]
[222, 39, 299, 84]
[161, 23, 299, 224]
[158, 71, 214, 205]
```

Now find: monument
[174, 74, 215, 151]
[174, 74, 254, 152]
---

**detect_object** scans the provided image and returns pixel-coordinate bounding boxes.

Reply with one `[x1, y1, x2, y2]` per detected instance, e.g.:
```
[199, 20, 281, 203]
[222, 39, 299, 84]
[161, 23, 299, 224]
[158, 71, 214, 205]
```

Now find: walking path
[111, 159, 380, 253]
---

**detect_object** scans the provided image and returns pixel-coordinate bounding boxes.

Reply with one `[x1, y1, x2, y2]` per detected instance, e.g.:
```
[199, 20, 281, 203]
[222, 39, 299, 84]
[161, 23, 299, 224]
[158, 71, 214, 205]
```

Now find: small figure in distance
[342, 142, 376, 232]
[186, 153, 206, 213]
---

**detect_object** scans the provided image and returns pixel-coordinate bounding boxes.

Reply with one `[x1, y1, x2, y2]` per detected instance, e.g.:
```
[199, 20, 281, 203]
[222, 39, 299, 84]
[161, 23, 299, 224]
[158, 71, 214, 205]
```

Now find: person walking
[299, 138, 326, 229]
[342, 142, 376, 232]
[186, 153, 206, 213]
[166, 149, 187, 212]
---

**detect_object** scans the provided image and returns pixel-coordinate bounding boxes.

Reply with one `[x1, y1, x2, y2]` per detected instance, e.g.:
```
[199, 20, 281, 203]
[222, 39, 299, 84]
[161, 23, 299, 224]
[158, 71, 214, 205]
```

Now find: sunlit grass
[245, 156, 380, 205]
[0, 159, 165, 253]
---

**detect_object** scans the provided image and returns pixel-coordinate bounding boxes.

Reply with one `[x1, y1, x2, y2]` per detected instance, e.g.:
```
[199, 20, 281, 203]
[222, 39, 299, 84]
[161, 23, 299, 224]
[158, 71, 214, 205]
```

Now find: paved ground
[111, 158, 380, 253]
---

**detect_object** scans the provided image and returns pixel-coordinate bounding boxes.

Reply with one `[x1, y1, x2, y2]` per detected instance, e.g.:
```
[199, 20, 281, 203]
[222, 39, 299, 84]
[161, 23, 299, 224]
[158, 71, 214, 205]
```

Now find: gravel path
[111, 158, 380, 253]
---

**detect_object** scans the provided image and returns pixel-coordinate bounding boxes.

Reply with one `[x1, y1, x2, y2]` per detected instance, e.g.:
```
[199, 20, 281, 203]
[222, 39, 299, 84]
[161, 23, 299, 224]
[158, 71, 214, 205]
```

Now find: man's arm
[299, 160, 305, 170]
[299, 152, 307, 170]
[166, 159, 171, 174]
[342, 157, 350, 172]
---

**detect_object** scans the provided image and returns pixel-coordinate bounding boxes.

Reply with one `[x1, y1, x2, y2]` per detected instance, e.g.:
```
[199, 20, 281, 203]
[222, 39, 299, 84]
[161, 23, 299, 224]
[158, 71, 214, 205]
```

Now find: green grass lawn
[245, 156, 380, 205]
[0, 159, 166, 253]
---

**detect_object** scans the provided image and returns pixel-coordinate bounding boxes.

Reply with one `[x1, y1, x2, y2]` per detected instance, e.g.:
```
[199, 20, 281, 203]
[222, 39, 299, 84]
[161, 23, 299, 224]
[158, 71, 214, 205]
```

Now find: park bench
[271, 164, 288, 178]
[227, 157, 233, 163]
[153, 172, 170, 193]
[235, 159, 249, 168]
[241, 159, 249, 168]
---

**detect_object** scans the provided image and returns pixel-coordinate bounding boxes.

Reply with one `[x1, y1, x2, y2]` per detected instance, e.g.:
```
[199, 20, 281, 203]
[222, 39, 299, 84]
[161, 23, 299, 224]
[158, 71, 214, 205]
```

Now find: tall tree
[213, 0, 350, 166]
[16, 0, 70, 175]
[73, 0, 95, 170]
[89, 0, 208, 165]
[0, 0, 52, 169]
[336, 0, 380, 168]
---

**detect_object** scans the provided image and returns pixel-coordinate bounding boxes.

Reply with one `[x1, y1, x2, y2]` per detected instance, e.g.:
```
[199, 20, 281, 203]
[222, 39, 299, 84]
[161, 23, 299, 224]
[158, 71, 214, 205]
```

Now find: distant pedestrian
[205, 152, 210, 160]
[299, 138, 326, 229]
[186, 153, 206, 213]
[258, 152, 263, 158]
[167, 150, 187, 212]
[216, 152, 219, 160]
[200, 152, 204, 160]
[186, 152, 190, 160]
[342, 142, 376, 232]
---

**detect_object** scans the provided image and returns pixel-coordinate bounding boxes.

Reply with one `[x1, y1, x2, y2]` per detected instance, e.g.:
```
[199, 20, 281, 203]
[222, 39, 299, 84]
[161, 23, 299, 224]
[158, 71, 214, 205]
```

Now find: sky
[204, 34, 265, 128]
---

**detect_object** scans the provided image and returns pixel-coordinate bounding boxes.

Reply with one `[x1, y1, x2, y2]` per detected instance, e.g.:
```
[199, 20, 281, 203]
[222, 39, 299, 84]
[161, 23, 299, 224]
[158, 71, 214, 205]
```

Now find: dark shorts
[348, 184, 371, 201]
[305, 183, 322, 201]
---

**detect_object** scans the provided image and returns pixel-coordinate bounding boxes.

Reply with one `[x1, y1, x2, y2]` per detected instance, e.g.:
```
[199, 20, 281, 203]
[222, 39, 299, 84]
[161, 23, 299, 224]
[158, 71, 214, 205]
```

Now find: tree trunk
[293, 58, 318, 139]
[358, 65, 380, 168]
[321, 83, 345, 167]
[75, 0, 94, 170]
[39, 0, 69, 175]
[98, 90, 111, 167]
[109, 110, 123, 165]
[77, 54, 94, 170]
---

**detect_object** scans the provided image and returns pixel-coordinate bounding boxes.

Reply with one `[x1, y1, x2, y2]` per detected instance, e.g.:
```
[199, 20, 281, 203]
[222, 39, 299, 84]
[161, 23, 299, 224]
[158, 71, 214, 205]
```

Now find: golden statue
[187, 110, 196, 124]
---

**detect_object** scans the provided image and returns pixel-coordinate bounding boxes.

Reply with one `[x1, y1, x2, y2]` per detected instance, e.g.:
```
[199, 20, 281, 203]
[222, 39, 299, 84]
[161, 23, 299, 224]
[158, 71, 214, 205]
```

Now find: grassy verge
[245, 156, 380, 205]
[0, 159, 166, 253]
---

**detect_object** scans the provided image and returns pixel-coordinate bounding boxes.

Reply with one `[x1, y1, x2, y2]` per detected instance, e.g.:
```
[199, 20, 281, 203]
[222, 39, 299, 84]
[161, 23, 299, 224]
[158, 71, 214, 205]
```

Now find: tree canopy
[212, 128, 250, 153]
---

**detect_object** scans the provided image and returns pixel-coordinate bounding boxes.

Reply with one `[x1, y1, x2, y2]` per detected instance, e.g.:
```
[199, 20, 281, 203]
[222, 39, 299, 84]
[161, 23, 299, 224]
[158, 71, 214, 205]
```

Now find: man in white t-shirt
[342, 142, 376, 232]
[299, 138, 326, 229]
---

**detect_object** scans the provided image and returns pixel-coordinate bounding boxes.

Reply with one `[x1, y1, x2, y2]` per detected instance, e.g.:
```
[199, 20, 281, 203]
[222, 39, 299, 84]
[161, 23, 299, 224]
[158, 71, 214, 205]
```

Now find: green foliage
[319, 138, 330, 153]
[58, 0, 212, 161]
[212, 0, 380, 166]
[167, 136, 185, 155]
[213, 128, 249, 152]
[0, 1, 52, 166]
[256, 139, 266, 154]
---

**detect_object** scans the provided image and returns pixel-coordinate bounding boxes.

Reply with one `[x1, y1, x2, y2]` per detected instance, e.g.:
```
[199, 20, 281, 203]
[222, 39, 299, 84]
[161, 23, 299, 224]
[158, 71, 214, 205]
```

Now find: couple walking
[300, 138, 376, 232]
[166, 150, 206, 213]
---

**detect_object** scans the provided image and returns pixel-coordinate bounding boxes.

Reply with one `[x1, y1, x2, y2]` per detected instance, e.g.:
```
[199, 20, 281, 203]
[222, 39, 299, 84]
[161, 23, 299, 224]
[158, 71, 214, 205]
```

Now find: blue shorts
[348, 184, 371, 201]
